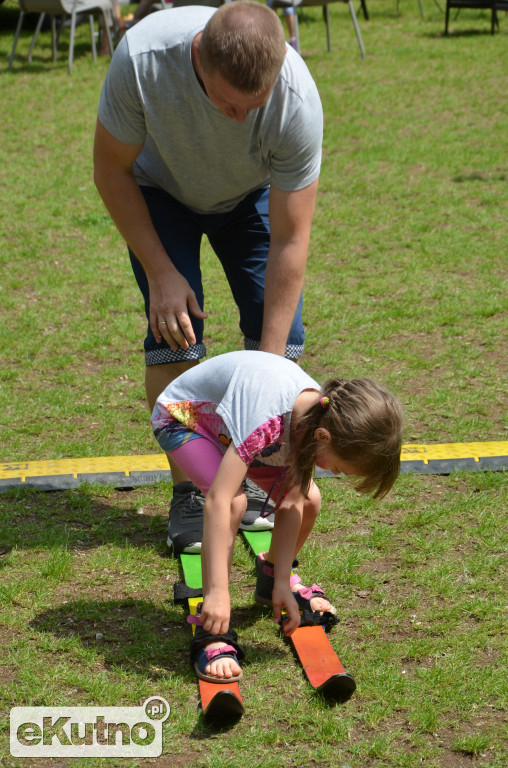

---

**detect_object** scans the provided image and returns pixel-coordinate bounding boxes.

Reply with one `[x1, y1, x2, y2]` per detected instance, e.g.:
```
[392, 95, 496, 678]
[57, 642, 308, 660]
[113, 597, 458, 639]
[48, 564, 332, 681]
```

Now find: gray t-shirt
[97, 7, 323, 214]
[151, 350, 320, 466]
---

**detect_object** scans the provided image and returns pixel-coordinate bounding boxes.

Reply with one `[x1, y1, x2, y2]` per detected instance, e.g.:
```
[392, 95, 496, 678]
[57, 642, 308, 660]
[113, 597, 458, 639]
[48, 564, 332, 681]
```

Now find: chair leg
[347, 0, 366, 58]
[69, 10, 77, 74]
[324, 4, 331, 52]
[416, 0, 425, 20]
[491, 9, 498, 33]
[102, 11, 114, 56]
[51, 15, 58, 62]
[359, 0, 369, 20]
[90, 14, 97, 62]
[28, 13, 46, 63]
[8, 11, 25, 70]
[56, 15, 63, 55]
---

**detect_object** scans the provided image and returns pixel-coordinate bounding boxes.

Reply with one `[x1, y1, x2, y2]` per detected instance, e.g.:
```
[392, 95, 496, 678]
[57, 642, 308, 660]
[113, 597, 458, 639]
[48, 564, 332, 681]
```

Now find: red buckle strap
[297, 584, 325, 600]
[203, 644, 237, 662]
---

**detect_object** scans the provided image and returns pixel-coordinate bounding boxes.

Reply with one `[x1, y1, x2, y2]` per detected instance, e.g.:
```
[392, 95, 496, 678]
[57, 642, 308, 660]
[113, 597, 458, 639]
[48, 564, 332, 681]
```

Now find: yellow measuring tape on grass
[0, 442, 506, 490]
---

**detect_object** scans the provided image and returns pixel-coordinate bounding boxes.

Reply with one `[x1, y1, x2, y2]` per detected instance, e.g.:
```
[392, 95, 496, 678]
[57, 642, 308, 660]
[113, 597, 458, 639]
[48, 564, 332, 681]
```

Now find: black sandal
[188, 612, 245, 684]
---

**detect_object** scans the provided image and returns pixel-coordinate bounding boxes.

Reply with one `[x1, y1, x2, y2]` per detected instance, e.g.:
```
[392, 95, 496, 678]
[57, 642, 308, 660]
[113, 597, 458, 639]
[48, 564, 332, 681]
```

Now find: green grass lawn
[0, 1, 506, 766]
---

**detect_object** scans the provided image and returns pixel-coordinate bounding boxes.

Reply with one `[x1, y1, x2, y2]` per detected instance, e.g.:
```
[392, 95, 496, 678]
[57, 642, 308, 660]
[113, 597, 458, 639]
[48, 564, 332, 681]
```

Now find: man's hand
[271, 583, 301, 636]
[94, 119, 208, 350]
[148, 269, 208, 351]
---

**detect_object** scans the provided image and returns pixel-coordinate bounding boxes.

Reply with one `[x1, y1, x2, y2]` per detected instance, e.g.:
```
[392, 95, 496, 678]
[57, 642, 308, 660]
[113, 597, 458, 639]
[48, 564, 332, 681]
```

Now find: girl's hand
[271, 583, 301, 636]
[200, 590, 231, 636]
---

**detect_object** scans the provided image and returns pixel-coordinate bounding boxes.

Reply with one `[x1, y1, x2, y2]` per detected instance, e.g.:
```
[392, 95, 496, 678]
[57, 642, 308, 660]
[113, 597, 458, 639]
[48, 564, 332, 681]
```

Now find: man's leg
[129, 186, 207, 543]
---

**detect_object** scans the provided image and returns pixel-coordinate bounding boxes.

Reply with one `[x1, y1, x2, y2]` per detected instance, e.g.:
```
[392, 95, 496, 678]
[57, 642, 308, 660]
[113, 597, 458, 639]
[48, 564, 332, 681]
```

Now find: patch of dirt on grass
[347, 709, 502, 768]
[435, 719, 503, 766]
[0, 624, 20, 691]
[138, 758, 201, 768]
[2, 761, 74, 768]
[0, 664, 17, 685]
[369, 324, 507, 440]
[356, 556, 400, 575]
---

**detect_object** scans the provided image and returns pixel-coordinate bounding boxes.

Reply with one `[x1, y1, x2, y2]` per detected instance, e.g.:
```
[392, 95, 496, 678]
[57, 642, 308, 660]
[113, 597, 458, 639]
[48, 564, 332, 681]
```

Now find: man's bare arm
[261, 178, 319, 358]
[93, 118, 207, 349]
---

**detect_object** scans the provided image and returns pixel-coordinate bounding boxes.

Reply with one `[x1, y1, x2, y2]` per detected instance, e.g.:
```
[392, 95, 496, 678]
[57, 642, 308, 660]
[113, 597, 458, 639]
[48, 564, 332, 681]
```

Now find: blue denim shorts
[129, 186, 305, 365]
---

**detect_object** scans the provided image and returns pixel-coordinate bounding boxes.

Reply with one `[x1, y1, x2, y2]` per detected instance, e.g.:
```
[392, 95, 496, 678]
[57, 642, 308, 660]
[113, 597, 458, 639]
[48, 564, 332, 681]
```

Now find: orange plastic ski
[199, 679, 244, 718]
[242, 530, 356, 702]
[181, 571, 245, 720]
[290, 625, 356, 700]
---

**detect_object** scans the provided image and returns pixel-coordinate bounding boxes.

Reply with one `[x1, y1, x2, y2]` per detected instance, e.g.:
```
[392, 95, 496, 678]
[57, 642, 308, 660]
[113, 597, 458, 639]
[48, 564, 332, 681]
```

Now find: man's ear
[314, 427, 331, 443]
[192, 34, 203, 75]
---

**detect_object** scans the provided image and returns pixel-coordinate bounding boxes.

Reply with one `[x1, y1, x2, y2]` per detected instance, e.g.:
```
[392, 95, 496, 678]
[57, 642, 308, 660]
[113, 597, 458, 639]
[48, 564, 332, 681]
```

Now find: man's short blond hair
[200, 1, 286, 96]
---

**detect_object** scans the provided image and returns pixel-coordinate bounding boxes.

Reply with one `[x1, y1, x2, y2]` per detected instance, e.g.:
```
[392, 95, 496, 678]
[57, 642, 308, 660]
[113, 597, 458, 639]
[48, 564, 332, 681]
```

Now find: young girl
[152, 350, 403, 683]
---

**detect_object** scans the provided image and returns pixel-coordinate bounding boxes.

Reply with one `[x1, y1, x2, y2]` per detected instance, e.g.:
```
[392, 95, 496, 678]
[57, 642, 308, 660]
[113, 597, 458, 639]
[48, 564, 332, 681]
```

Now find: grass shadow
[423, 27, 499, 38]
[452, 170, 508, 183]
[31, 597, 190, 679]
[30, 600, 285, 685]
[0, 4, 38, 32]
[190, 708, 243, 735]
[0, 485, 170, 555]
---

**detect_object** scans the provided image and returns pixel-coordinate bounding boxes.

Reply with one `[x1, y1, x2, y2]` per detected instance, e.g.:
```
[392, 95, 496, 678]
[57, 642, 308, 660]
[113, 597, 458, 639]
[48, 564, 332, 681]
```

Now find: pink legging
[169, 435, 287, 503]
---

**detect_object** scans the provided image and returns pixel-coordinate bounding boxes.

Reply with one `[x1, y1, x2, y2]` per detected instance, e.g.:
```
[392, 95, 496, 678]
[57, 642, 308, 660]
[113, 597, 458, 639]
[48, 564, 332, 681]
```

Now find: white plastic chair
[8, 0, 115, 74]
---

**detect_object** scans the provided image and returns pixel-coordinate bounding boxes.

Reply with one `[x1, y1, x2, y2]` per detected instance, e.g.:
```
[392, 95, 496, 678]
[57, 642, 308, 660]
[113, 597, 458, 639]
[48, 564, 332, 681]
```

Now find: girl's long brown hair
[288, 378, 403, 500]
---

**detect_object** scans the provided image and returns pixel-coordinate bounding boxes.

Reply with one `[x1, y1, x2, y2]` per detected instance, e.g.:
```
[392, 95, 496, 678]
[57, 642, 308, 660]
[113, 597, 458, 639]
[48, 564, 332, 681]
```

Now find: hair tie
[320, 396, 329, 408]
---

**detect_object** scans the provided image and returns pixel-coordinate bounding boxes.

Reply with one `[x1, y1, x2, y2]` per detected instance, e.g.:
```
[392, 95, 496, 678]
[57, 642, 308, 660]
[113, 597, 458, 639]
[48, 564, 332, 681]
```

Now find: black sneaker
[239, 478, 275, 531]
[167, 481, 205, 555]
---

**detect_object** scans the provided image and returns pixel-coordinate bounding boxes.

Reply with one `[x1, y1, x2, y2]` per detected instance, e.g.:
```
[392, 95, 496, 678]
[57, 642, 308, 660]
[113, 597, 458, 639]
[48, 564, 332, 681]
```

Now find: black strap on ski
[301, 607, 340, 632]
[280, 608, 340, 633]
[190, 625, 245, 664]
[173, 581, 203, 605]
[171, 531, 204, 557]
